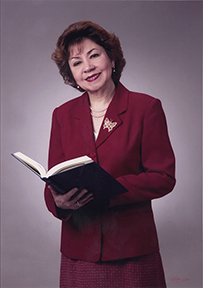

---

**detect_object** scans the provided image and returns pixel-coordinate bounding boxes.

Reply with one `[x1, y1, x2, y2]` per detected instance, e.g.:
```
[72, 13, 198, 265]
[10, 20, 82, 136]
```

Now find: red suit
[44, 82, 176, 262]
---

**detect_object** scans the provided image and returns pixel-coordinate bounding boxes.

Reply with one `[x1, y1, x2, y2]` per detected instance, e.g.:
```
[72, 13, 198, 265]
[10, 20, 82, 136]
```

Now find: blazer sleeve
[110, 98, 176, 207]
[44, 108, 72, 221]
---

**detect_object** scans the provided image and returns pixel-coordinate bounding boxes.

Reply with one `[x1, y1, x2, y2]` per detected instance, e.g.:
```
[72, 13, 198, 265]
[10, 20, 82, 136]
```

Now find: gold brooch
[103, 117, 117, 132]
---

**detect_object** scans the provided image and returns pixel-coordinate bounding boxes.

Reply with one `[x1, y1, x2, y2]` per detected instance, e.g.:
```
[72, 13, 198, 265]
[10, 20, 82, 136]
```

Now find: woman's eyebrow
[87, 48, 97, 55]
[70, 48, 98, 60]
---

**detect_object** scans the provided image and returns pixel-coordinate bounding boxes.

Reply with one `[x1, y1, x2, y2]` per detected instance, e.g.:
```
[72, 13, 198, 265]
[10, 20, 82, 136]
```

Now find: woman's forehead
[69, 42, 84, 56]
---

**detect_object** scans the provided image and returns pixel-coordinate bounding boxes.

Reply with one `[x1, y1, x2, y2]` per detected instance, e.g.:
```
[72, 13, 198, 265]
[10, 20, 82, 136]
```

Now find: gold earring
[112, 64, 115, 73]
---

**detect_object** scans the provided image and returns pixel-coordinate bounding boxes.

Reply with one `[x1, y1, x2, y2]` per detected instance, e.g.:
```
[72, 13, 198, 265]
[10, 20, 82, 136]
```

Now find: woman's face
[68, 38, 115, 95]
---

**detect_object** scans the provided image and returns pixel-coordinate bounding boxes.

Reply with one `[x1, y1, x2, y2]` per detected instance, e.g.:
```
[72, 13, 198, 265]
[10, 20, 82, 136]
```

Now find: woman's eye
[73, 61, 81, 67]
[90, 53, 99, 59]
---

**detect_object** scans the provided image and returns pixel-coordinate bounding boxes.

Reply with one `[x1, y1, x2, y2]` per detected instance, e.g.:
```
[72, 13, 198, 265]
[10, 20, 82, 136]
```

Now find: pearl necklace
[90, 111, 106, 118]
[90, 106, 108, 113]
[90, 106, 108, 118]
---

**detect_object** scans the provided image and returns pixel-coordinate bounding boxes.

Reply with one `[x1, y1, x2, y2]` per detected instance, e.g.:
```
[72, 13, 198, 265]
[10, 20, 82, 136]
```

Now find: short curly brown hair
[51, 21, 126, 92]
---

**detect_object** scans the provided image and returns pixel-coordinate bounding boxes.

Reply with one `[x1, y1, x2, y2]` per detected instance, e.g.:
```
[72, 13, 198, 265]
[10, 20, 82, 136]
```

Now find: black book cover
[44, 162, 128, 200]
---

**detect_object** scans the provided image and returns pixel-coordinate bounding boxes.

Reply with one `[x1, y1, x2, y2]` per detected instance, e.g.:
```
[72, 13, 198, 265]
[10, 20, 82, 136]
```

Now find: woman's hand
[48, 186, 94, 210]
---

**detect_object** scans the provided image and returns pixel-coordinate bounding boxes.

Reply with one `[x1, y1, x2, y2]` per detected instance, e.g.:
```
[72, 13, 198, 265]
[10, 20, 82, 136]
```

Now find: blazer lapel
[95, 82, 129, 148]
[72, 83, 129, 151]
[72, 92, 96, 153]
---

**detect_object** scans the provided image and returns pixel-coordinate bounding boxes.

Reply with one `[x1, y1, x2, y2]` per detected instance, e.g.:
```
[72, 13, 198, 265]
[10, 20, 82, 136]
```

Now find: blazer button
[89, 152, 96, 158]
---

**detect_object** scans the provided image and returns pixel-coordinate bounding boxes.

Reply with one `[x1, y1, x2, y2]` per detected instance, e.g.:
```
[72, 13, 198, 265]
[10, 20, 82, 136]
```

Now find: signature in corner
[171, 277, 189, 283]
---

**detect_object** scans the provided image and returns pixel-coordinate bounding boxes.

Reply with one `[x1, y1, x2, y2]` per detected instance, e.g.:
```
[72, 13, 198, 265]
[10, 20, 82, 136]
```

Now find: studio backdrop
[1, 1, 202, 288]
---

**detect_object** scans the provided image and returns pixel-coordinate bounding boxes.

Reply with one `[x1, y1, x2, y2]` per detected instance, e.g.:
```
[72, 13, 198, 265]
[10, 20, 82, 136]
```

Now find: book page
[46, 155, 93, 177]
[12, 152, 47, 177]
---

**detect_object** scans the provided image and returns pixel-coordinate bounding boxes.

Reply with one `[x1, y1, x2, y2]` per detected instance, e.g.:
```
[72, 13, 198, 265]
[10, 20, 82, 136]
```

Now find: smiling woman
[51, 22, 126, 135]
[44, 20, 176, 288]
[68, 39, 115, 99]
[51, 21, 126, 91]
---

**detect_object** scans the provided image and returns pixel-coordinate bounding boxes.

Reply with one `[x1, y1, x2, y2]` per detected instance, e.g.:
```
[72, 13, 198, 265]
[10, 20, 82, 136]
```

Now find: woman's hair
[52, 21, 126, 91]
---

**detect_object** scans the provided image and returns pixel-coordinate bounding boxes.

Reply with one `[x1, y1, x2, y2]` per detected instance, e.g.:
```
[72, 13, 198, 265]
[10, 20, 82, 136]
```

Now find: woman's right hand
[48, 186, 94, 210]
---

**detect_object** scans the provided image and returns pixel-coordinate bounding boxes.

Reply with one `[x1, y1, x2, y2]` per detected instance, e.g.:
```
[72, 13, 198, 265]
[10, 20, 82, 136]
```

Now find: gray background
[1, 1, 202, 287]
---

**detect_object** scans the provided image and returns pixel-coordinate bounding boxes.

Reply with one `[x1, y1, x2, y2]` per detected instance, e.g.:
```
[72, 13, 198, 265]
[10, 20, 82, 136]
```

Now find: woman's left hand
[48, 186, 94, 210]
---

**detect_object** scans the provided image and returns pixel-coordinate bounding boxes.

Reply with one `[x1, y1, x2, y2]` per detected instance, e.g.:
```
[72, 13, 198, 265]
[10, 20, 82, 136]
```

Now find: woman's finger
[73, 190, 94, 208]
[78, 193, 94, 206]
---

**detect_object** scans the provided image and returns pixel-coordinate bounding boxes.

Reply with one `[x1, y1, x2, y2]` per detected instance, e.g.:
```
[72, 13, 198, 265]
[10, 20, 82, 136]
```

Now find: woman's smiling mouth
[85, 73, 101, 82]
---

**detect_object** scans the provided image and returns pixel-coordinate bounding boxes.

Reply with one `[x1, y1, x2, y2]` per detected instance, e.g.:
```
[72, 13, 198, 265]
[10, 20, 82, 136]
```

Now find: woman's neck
[88, 81, 116, 110]
[88, 81, 116, 134]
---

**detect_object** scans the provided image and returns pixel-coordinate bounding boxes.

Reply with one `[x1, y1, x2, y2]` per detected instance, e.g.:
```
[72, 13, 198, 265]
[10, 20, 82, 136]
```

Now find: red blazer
[44, 82, 175, 262]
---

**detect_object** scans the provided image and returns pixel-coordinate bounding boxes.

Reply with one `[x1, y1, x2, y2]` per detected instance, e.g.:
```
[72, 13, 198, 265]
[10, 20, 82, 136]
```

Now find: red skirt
[60, 252, 166, 288]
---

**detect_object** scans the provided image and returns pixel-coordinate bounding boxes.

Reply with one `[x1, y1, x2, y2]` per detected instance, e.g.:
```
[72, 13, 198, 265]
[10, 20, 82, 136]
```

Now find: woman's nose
[83, 60, 95, 73]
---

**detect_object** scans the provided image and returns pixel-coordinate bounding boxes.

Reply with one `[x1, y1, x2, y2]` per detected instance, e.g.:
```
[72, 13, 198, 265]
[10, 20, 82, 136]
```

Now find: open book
[12, 152, 128, 200]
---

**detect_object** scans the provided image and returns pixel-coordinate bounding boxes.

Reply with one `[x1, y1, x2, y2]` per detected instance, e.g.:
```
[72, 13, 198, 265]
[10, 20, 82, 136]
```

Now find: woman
[45, 21, 176, 288]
